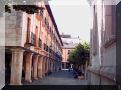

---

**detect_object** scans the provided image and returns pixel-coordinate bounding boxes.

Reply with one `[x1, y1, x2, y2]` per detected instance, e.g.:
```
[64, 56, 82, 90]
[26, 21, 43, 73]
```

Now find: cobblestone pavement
[24, 70, 88, 85]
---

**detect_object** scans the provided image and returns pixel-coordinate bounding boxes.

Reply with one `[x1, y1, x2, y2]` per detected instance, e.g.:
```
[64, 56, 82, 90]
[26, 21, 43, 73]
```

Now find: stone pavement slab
[24, 70, 88, 85]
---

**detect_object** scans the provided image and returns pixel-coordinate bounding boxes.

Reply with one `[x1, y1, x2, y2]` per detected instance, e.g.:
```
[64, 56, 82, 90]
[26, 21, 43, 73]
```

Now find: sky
[49, 0, 92, 43]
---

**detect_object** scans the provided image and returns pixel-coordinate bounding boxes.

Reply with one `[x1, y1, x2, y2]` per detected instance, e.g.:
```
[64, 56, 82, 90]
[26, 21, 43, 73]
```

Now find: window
[26, 18, 31, 43]
[68, 50, 71, 54]
[50, 27, 51, 32]
[39, 38, 42, 48]
[35, 26, 38, 46]
[31, 32, 36, 46]
[44, 17, 47, 25]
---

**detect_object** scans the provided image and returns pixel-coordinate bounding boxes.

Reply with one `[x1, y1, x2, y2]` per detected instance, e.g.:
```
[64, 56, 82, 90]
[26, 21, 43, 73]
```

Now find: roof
[62, 42, 78, 49]
[45, 3, 63, 46]
[61, 34, 71, 38]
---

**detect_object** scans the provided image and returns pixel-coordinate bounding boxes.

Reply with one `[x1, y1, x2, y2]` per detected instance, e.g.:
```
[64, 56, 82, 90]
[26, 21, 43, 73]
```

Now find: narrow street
[24, 70, 87, 85]
[3, 0, 120, 87]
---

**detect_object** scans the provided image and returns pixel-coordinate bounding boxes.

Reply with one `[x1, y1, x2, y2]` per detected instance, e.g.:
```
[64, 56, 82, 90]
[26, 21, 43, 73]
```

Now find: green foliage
[68, 42, 90, 66]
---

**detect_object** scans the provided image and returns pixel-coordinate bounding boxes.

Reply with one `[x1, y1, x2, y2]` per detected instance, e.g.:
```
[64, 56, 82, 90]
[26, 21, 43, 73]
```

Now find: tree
[68, 42, 90, 67]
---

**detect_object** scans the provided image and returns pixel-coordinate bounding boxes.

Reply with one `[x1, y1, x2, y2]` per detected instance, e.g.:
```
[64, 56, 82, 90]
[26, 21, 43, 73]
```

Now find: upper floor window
[68, 50, 71, 54]
[27, 18, 31, 32]
[26, 17, 31, 43]
[44, 17, 47, 24]
[35, 26, 38, 46]
[50, 27, 51, 32]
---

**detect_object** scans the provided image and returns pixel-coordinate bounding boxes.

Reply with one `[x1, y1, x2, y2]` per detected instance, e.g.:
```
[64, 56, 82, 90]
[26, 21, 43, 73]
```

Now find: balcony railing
[46, 45, 48, 52]
[39, 38, 42, 48]
[31, 32, 36, 46]
[49, 47, 52, 53]
[44, 43, 48, 52]
[26, 32, 36, 46]
[44, 17, 49, 30]
[44, 43, 46, 50]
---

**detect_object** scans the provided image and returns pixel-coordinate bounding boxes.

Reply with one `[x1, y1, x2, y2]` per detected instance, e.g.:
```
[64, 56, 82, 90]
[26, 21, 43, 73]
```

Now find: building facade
[87, 0, 117, 85]
[61, 34, 77, 69]
[5, 2, 63, 85]
[62, 46, 75, 69]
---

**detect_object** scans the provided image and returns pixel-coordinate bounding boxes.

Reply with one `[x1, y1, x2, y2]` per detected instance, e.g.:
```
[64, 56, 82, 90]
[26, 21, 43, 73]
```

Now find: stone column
[44, 58, 47, 75]
[54, 61, 56, 71]
[25, 52, 32, 83]
[33, 55, 38, 80]
[42, 57, 45, 77]
[42, 58, 44, 77]
[44, 58, 46, 76]
[10, 49, 24, 85]
[51, 60, 53, 72]
[46, 58, 49, 75]
[52, 60, 54, 72]
[47, 59, 49, 74]
[49, 60, 51, 71]
[64, 62, 66, 69]
[48, 59, 50, 73]
[47, 58, 50, 73]
[50, 60, 52, 72]
[52, 61, 55, 72]
[38, 56, 43, 79]
[53, 61, 55, 72]
[49, 59, 52, 72]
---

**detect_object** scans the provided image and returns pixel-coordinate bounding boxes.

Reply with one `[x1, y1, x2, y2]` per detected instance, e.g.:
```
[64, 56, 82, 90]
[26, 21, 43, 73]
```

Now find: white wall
[21, 12, 27, 47]
[5, 10, 23, 46]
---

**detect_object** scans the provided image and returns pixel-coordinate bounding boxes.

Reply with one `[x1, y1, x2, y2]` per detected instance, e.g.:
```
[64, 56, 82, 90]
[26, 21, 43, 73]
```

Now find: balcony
[46, 45, 49, 52]
[44, 43, 49, 52]
[25, 28, 36, 46]
[30, 32, 36, 46]
[44, 17, 49, 30]
[44, 17, 47, 25]
[39, 38, 42, 48]
[44, 43, 46, 50]
[49, 47, 52, 53]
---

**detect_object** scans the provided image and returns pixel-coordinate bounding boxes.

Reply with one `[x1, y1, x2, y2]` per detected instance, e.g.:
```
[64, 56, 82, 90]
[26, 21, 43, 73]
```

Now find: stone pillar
[48, 59, 51, 73]
[49, 60, 52, 72]
[49, 59, 52, 72]
[44, 58, 47, 75]
[45, 58, 48, 75]
[10, 49, 24, 85]
[53, 61, 55, 72]
[38, 56, 43, 78]
[53, 61, 54, 72]
[64, 62, 66, 69]
[48, 59, 50, 73]
[52, 60, 54, 72]
[46, 58, 49, 75]
[47, 59, 50, 73]
[42, 57, 45, 77]
[51, 60, 54, 72]
[25, 52, 32, 83]
[33, 55, 38, 80]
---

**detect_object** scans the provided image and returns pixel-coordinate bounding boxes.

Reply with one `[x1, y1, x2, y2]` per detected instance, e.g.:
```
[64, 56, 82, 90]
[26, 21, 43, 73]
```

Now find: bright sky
[49, 0, 92, 43]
